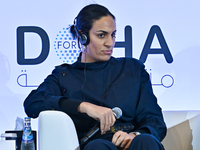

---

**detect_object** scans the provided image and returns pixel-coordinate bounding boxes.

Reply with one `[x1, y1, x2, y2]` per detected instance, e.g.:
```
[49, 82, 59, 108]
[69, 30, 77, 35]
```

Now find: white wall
[0, 0, 200, 136]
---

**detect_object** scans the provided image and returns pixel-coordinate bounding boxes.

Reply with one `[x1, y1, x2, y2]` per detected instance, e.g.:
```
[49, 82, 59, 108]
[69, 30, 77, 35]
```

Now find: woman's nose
[105, 36, 115, 47]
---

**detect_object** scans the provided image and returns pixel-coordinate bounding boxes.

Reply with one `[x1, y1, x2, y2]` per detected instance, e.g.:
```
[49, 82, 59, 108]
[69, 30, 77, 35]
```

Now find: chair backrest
[38, 110, 79, 150]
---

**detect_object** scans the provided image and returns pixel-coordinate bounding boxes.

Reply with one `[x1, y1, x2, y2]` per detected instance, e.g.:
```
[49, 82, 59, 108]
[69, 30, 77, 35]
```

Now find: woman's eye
[112, 33, 116, 38]
[112, 34, 116, 38]
[98, 34, 105, 38]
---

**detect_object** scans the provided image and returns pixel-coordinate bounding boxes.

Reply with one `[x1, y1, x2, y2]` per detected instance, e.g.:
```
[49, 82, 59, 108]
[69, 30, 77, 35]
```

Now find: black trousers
[84, 134, 165, 150]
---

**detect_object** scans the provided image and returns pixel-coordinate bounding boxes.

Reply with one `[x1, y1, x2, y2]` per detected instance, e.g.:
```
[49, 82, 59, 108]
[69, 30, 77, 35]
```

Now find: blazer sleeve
[23, 67, 82, 118]
[134, 61, 167, 142]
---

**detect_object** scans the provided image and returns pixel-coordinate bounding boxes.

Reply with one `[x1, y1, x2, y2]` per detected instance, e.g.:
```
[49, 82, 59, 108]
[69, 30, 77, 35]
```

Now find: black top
[24, 55, 166, 142]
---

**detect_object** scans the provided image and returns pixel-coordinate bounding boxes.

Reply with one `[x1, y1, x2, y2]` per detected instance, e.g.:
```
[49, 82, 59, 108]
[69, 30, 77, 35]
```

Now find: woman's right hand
[78, 102, 116, 134]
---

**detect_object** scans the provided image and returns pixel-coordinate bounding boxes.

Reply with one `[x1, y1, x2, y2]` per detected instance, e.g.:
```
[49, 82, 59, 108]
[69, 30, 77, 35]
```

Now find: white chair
[38, 110, 200, 150]
[38, 110, 80, 150]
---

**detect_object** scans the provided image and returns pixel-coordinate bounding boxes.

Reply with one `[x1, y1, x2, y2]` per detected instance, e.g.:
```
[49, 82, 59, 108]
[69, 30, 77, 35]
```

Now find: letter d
[17, 26, 49, 65]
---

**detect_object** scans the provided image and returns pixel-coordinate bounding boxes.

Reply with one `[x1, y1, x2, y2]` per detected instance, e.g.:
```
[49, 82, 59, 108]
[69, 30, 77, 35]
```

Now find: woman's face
[81, 15, 116, 63]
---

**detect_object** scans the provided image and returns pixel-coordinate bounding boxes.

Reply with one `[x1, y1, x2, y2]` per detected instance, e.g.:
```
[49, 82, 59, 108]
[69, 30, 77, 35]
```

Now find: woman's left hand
[112, 131, 136, 150]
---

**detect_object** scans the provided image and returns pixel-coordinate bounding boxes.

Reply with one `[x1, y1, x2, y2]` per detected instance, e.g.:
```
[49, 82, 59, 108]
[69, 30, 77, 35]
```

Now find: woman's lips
[103, 50, 112, 55]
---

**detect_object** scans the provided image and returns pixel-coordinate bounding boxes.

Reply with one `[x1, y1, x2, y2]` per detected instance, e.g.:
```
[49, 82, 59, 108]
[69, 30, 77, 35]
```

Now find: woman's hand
[112, 131, 136, 150]
[78, 102, 116, 134]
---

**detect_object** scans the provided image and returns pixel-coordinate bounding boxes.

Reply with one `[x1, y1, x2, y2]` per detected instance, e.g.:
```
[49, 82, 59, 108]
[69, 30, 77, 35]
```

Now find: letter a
[139, 25, 173, 63]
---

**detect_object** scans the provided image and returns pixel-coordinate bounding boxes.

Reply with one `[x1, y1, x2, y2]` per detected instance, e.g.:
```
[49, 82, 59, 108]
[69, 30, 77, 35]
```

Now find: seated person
[24, 4, 167, 150]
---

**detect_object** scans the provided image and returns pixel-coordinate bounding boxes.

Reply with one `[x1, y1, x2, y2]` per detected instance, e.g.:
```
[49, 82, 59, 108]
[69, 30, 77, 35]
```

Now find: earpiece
[79, 32, 88, 45]
[74, 24, 89, 45]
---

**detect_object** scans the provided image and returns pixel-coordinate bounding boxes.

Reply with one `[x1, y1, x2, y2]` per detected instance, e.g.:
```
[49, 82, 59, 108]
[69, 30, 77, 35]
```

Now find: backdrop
[0, 0, 200, 135]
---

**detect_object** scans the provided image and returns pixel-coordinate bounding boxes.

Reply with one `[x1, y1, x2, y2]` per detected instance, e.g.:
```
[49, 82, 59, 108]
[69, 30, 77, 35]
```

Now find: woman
[24, 4, 166, 150]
